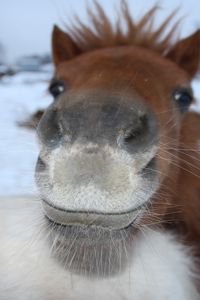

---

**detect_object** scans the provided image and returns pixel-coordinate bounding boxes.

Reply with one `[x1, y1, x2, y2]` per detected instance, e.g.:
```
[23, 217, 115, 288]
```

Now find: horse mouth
[42, 198, 148, 230]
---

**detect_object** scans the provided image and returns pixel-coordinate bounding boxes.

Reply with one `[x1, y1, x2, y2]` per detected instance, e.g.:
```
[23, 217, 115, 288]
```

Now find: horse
[1, 2, 200, 299]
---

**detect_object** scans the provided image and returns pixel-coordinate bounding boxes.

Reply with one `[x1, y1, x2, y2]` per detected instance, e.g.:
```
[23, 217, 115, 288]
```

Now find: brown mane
[66, 1, 179, 55]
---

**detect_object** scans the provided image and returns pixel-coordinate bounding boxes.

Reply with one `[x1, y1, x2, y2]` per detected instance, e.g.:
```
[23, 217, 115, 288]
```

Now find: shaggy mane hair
[67, 1, 180, 55]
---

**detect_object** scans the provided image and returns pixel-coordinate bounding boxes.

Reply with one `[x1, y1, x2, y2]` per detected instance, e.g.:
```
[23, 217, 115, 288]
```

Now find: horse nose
[37, 96, 158, 151]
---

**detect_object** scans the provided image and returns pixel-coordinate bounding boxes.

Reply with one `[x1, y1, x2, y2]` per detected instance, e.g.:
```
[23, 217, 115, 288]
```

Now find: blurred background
[0, 0, 200, 197]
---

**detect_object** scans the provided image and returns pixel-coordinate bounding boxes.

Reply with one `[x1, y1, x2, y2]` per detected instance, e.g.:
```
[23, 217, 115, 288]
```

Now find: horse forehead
[57, 46, 164, 76]
[57, 55, 161, 96]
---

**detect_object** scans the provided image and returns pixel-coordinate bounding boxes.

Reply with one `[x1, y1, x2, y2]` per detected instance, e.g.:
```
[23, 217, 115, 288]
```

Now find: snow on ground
[0, 71, 52, 195]
[0, 71, 200, 196]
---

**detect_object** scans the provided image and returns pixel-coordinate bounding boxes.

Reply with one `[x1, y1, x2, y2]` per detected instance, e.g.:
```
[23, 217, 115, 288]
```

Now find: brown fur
[175, 113, 200, 247]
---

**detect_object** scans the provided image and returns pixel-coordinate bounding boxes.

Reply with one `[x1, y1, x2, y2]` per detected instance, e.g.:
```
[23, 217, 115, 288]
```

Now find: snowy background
[0, 0, 200, 196]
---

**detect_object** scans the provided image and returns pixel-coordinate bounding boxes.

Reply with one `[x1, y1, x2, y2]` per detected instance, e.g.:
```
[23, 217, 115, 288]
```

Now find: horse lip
[41, 198, 147, 230]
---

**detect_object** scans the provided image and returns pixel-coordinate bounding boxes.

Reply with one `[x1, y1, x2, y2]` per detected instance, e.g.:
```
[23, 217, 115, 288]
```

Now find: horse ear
[52, 25, 80, 66]
[166, 30, 200, 79]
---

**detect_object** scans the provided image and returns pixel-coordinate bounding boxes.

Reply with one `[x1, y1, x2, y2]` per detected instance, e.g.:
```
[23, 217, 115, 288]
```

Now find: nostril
[36, 156, 46, 172]
[124, 127, 142, 143]
[123, 114, 148, 143]
[37, 108, 63, 148]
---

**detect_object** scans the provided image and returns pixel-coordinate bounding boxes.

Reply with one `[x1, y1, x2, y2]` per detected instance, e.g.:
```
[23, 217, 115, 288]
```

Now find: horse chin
[44, 216, 137, 277]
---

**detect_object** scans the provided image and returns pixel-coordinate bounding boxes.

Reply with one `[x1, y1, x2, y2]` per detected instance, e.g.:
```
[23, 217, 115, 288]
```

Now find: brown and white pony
[1, 2, 200, 299]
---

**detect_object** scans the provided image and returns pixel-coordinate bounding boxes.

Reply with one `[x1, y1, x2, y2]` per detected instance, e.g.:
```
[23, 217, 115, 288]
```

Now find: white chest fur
[0, 198, 199, 300]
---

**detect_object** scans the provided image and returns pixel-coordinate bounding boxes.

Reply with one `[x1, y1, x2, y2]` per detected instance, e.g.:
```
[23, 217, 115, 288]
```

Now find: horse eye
[49, 80, 65, 98]
[173, 87, 193, 112]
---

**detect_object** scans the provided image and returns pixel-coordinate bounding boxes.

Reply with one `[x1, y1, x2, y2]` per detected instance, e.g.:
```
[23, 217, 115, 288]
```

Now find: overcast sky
[1, 0, 200, 63]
